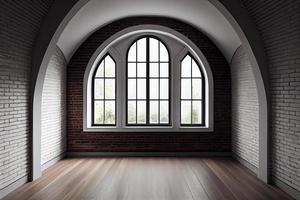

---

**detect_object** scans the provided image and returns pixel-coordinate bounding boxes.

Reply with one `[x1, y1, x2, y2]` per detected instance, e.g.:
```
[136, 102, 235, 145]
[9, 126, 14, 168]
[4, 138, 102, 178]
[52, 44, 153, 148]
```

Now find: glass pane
[128, 79, 136, 99]
[128, 42, 136, 62]
[94, 101, 104, 124]
[150, 101, 159, 123]
[192, 59, 201, 77]
[181, 101, 191, 124]
[137, 79, 146, 99]
[150, 79, 159, 99]
[128, 63, 136, 77]
[105, 55, 115, 77]
[160, 42, 169, 62]
[160, 101, 169, 123]
[105, 101, 115, 124]
[150, 63, 159, 77]
[105, 79, 115, 99]
[192, 79, 202, 99]
[181, 55, 191, 77]
[127, 101, 136, 124]
[137, 63, 146, 77]
[94, 79, 104, 99]
[181, 79, 191, 99]
[192, 101, 202, 124]
[160, 79, 169, 100]
[149, 38, 159, 62]
[160, 63, 169, 77]
[95, 61, 104, 77]
[137, 38, 146, 62]
[137, 101, 146, 124]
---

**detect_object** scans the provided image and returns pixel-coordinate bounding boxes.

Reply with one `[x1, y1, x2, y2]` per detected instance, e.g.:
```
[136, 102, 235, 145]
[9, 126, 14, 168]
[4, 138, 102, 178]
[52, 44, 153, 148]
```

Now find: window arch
[126, 36, 170, 126]
[180, 54, 204, 125]
[92, 54, 116, 125]
[85, 26, 214, 132]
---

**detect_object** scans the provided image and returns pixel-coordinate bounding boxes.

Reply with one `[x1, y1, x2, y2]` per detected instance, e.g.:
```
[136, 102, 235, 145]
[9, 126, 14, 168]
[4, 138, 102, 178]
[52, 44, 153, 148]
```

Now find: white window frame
[84, 25, 214, 132]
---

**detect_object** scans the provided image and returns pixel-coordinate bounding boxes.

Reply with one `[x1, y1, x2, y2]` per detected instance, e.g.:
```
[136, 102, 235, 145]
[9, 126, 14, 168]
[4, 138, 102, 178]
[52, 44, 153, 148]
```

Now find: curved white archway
[83, 25, 214, 132]
[32, 0, 269, 182]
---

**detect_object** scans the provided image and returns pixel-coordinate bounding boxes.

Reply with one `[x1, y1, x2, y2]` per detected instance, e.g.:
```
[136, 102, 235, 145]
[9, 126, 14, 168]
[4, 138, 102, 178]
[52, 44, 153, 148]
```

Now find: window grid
[180, 54, 205, 126]
[92, 54, 116, 126]
[126, 36, 170, 126]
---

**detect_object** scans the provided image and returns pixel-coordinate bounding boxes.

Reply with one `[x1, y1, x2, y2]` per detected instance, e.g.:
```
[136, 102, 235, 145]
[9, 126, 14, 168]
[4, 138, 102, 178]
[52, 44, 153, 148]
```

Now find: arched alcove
[32, 0, 269, 183]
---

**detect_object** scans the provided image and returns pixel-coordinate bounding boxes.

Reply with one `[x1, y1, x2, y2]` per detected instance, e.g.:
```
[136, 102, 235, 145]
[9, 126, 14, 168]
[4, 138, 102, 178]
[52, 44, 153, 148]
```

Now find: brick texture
[0, 0, 54, 190]
[67, 17, 231, 152]
[231, 46, 259, 169]
[41, 46, 67, 166]
[242, 0, 300, 192]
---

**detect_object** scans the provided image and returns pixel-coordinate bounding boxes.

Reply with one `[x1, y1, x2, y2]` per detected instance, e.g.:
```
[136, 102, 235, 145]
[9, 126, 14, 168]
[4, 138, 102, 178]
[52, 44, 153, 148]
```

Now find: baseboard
[273, 176, 300, 200]
[66, 151, 232, 157]
[0, 175, 28, 199]
[232, 153, 258, 175]
[41, 152, 66, 171]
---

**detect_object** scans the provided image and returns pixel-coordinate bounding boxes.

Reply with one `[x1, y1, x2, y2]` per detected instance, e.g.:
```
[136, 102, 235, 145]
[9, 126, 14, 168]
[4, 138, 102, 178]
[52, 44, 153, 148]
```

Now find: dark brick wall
[242, 0, 300, 193]
[0, 0, 54, 191]
[67, 17, 231, 152]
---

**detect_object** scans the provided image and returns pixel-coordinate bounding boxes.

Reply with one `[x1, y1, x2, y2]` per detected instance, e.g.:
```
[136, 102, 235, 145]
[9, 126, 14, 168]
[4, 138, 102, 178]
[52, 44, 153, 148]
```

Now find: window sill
[84, 126, 213, 132]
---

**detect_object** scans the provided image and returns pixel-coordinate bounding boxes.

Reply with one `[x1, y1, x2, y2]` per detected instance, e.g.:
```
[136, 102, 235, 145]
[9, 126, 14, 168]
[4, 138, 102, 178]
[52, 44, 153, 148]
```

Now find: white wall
[41, 46, 67, 168]
[231, 46, 259, 172]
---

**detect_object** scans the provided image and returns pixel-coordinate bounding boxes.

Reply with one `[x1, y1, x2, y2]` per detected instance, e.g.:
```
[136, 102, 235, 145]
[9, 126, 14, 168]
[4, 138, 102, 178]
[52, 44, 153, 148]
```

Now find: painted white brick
[231, 46, 259, 169]
[41, 46, 67, 166]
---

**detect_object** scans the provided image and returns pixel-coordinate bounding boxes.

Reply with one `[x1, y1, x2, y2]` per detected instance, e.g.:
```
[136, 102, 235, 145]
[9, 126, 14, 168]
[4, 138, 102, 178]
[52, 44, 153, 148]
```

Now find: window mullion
[190, 56, 193, 124]
[135, 43, 138, 124]
[103, 58, 106, 123]
[146, 37, 150, 124]
[158, 41, 161, 124]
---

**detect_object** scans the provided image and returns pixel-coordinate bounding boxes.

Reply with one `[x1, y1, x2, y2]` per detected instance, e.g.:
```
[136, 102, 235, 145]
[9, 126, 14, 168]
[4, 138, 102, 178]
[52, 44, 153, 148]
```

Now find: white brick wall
[242, 0, 300, 192]
[41, 46, 67, 167]
[231, 46, 259, 170]
[0, 0, 54, 190]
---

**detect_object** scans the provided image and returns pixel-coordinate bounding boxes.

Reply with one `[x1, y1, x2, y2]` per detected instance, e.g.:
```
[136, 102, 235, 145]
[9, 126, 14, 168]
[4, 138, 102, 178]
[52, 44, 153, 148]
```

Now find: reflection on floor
[3, 157, 293, 200]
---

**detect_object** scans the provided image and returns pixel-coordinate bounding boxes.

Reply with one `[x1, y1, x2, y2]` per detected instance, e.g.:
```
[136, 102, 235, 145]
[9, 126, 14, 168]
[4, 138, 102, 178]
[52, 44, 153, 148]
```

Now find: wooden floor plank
[204, 158, 264, 200]
[2, 158, 294, 200]
[187, 158, 237, 200]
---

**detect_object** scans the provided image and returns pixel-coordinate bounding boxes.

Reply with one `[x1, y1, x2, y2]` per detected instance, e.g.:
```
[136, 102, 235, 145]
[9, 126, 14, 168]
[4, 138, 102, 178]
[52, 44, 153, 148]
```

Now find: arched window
[92, 54, 116, 125]
[180, 54, 204, 125]
[127, 36, 170, 125]
[85, 27, 213, 131]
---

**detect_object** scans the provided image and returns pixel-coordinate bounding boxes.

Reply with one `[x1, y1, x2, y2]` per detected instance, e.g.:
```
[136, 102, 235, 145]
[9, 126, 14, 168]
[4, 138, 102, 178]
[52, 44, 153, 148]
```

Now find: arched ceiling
[57, 0, 241, 62]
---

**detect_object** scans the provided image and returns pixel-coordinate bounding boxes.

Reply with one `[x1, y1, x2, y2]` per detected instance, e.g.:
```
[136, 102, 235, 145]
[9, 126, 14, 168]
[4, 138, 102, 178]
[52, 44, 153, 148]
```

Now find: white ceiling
[57, 0, 241, 62]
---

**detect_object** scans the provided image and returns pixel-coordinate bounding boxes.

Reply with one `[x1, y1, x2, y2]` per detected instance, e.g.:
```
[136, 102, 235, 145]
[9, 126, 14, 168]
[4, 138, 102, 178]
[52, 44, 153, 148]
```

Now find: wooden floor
[4, 158, 293, 200]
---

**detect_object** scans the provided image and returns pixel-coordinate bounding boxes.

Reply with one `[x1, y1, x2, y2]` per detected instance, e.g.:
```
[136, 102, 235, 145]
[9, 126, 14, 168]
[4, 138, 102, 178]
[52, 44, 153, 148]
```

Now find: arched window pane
[181, 55, 191, 77]
[180, 54, 204, 125]
[137, 38, 146, 62]
[192, 59, 201, 77]
[105, 55, 115, 77]
[95, 62, 104, 77]
[127, 36, 170, 125]
[160, 42, 169, 62]
[149, 38, 159, 62]
[128, 43, 136, 62]
[92, 54, 116, 125]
